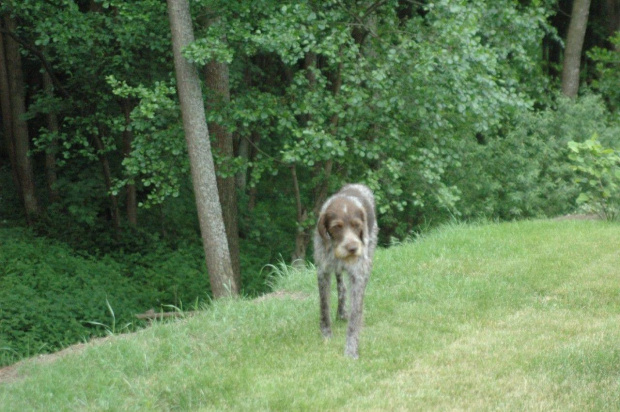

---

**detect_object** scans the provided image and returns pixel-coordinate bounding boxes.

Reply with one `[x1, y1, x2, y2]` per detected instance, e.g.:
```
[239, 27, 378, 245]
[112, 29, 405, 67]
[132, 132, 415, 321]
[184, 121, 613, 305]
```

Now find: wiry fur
[314, 184, 378, 359]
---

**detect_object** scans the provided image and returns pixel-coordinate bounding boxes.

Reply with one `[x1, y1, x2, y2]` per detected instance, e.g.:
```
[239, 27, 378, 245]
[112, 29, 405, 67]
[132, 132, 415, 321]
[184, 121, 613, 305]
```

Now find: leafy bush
[0, 229, 144, 365]
[453, 94, 620, 220]
[568, 136, 620, 220]
[588, 32, 620, 112]
[0, 228, 221, 366]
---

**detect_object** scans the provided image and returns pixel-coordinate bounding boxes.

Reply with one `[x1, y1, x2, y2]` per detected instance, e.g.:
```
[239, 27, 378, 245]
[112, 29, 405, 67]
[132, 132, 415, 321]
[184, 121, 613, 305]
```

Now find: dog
[313, 184, 378, 358]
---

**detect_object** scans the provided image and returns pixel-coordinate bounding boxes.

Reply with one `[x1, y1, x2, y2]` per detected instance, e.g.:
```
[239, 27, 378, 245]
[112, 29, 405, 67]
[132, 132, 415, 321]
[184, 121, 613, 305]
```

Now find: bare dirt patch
[1, 292, 309, 384]
[552, 213, 599, 221]
[0, 337, 113, 385]
[253, 290, 309, 303]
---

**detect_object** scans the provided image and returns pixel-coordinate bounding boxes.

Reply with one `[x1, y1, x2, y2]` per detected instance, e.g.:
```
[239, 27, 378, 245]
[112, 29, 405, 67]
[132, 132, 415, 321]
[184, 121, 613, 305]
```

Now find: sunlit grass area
[1, 220, 619, 411]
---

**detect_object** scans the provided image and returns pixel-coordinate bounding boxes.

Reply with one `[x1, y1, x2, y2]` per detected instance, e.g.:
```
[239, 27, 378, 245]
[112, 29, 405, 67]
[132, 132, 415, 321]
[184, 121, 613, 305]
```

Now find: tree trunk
[42, 72, 60, 203]
[3, 15, 40, 223]
[245, 131, 262, 212]
[202, 15, 241, 289]
[561, 0, 592, 98]
[121, 99, 138, 226]
[289, 52, 318, 263]
[0, 23, 19, 191]
[291, 165, 309, 266]
[166, 0, 238, 298]
[236, 60, 254, 195]
[92, 131, 122, 237]
[310, 59, 341, 214]
[235, 132, 249, 192]
[605, 0, 620, 50]
[289, 52, 340, 263]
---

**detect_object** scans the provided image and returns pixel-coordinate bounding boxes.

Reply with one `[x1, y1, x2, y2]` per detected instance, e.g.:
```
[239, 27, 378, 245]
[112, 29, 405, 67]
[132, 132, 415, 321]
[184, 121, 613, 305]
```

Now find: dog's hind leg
[336, 271, 347, 320]
[318, 269, 333, 338]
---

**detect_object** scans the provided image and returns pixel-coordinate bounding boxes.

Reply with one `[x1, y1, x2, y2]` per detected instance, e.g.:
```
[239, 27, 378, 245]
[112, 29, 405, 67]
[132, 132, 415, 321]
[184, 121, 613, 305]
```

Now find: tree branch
[242, 133, 286, 165]
[363, 0, 389, 19]
[0, 28, 70, 99]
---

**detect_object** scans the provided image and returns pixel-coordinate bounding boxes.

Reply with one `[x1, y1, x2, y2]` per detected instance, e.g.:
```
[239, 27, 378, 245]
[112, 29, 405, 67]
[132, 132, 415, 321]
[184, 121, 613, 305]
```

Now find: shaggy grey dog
[313, 184, 378, 359]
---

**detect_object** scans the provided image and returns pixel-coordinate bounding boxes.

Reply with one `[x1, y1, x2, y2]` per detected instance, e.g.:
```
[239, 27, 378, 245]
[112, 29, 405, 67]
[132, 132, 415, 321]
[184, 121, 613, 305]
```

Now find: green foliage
[16, 0, 174, 221]
[0, 228, 218, 366]
[112, 243, 211, 307]
[8, 0, 563, 242]
[359, 0, 553, 234]
[588, 32, 620, 112]
[45, 165, 109, 228]
[568, 136, 620, 220]
[453, 94, 620, 220]
[0, 229, 142, 366]
[4, 0, 620, 369]
[183, 20, 234, 65]
[107, 77, 189, 208]
[187, 0, 556, 239]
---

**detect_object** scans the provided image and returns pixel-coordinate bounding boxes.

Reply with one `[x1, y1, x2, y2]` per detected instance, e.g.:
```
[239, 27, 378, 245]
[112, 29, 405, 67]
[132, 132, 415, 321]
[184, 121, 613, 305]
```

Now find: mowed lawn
[1, 219, 619, 411]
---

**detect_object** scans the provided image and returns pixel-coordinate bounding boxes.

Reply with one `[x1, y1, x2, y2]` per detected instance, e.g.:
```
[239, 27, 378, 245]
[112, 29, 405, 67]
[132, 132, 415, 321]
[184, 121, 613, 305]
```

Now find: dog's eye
[350, 220, 362, 230]
[330, 222, 343, 231]
[350, 220, 364, 237]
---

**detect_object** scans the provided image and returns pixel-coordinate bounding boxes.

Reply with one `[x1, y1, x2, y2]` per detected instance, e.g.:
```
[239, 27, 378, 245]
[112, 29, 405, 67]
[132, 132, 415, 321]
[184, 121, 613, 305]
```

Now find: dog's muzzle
[334, 229, 363, 261]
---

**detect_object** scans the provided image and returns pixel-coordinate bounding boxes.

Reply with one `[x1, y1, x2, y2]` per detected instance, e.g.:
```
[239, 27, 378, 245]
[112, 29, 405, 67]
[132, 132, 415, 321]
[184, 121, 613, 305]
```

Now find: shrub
[568, 136, 620, 220]
[0, 229, 143, 366]
[588, 32, 620, 112]
[0, 228, 220, 366]
[453, 94, 620, 220]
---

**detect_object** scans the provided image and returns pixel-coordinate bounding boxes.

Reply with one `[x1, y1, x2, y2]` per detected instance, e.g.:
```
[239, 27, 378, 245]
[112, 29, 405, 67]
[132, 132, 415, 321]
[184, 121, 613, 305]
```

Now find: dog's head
[318, 196, 367, 262]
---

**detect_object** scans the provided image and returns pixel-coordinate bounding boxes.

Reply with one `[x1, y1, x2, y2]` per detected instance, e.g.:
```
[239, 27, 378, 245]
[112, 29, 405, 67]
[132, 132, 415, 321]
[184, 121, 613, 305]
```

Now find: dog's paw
[321, 327, 333, 339]
[344, 340, 359, 359]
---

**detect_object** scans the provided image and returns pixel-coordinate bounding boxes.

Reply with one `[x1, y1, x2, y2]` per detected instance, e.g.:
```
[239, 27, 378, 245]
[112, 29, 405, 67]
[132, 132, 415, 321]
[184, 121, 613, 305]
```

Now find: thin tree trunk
[312, 160, 333, 213]
[121, 99, 138, 226]
[0, 23, 19, 192]
[311, 60, 342, 215]
[92, 131, 121, 237]
[42, 72, 60, 203]
[290, 53, 341, 263]
[236, 60, 253, 195]
[235, 132, 249, 192]
[167, 0, 237, 297]
[289, 52, 317, 263]
[246, 131, 261, 212]
[248, 185, 258, 212]
[203, 15, 241, 288]
[3, 15, 40, 223]
[561, 0, 592, 98]
[291, 165, 309, 266]
[605, 0, 620, 50]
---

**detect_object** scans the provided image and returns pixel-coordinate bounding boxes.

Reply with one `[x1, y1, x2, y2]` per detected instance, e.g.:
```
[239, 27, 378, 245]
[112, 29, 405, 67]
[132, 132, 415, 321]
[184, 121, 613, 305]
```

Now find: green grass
[1, 219, 619, 411]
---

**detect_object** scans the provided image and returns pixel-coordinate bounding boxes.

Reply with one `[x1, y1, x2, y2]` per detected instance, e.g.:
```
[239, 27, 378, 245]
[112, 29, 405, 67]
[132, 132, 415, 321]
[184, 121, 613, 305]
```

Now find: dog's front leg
[335, 271, 347, 320]
[344, 270, 368, 359]
[318, 269, 333, 338]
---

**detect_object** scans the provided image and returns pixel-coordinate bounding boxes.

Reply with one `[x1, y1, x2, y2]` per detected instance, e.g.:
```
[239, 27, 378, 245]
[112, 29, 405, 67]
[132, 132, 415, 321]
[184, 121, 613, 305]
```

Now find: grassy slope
[1, 220, 619, 411]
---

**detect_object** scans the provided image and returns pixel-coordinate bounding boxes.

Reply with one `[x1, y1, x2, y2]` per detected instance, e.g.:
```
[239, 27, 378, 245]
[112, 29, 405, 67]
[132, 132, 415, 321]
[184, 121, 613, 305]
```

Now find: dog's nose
[346, 243, 359, 255]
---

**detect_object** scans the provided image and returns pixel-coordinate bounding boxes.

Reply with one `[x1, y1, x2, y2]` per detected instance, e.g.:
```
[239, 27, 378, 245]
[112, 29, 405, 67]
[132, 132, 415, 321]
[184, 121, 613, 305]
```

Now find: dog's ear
[317, 212, 330, 241]
[356, 207, 368, 244]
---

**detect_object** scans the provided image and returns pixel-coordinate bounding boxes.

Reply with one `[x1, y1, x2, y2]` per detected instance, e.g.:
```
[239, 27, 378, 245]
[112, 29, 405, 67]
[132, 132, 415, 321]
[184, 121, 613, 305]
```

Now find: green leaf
[576, 193, 590, 204]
